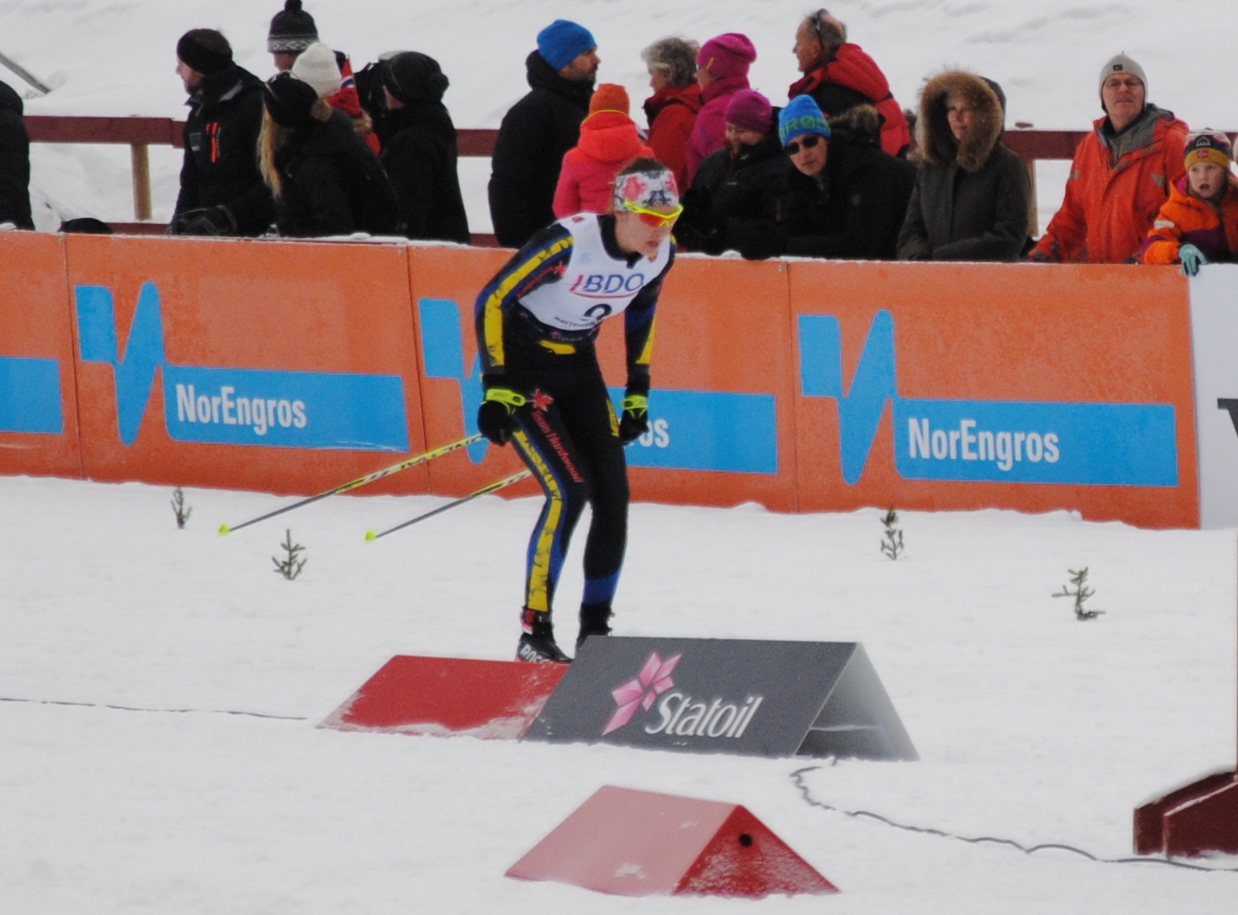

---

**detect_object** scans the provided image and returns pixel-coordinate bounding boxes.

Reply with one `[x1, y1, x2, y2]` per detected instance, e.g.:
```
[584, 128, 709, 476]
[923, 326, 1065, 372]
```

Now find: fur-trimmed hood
[828, 103, 882, 145]
[917, 70, 1005, 172]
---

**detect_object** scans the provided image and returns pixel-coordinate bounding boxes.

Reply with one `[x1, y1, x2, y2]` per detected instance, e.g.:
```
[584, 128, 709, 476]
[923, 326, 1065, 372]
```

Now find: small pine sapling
[171, 486, 192, 529]
[273, 528, 307, 581]
[880, 507, 904, 560]
[1052, 567, 1102, 620]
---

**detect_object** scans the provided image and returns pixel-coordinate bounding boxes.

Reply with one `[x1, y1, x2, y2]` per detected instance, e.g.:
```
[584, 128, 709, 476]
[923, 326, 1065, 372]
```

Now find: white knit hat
[1098, 52, 1147, 105]
[290, 41, 341, 99]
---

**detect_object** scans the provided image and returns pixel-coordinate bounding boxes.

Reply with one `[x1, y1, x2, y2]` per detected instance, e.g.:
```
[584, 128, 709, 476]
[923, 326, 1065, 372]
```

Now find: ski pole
[365, 470, 532, 542]
[218, 433, 484, 535]
[0, 49, 52, 95]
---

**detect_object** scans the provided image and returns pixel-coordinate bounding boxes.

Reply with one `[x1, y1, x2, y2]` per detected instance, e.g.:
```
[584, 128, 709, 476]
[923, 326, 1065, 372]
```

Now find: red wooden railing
[26, 115, 1094, 241]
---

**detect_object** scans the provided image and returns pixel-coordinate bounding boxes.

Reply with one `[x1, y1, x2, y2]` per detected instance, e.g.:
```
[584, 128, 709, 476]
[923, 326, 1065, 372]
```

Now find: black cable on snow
[0, 694, 308, 721]
[790, 765, 1238, 874]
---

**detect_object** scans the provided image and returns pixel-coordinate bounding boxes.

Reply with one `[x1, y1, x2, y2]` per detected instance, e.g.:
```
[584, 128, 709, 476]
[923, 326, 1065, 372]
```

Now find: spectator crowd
[1, 3, 1234, 272]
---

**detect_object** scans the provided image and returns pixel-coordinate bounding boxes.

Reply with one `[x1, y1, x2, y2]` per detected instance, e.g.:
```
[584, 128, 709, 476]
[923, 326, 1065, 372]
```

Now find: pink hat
[724, 89, 772, 134]
[696, 33, 756, 81]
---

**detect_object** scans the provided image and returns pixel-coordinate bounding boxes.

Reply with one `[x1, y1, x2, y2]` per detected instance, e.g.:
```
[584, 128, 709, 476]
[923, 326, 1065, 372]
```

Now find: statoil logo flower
[603, 652, 681, 735]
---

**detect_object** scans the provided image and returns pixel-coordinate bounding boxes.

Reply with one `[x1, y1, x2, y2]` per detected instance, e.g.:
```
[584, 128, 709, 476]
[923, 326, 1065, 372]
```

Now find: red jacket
[789, 44, 909, 158]
[553, 110, 653, 217]
[1137, 174, 1238, 265]
[1030, 108, 1188, 264]
[644, 84, 702, 195]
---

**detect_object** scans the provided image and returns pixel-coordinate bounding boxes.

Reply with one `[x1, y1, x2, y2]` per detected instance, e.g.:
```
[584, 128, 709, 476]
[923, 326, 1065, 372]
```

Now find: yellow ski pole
[218, 433, 484, 535]
[365, 470, 532, 542]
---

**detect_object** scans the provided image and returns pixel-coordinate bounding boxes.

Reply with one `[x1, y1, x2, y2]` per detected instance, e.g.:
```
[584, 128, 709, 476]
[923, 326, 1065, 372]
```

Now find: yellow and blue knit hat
[1184, 129, 1233, 171]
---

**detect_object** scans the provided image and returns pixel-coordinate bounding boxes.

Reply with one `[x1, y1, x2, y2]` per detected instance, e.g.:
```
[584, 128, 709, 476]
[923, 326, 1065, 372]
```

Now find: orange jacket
[1029, 108, 1187, 263]
[1138, 175, 1238, 265]
[553, 111, 653, 218]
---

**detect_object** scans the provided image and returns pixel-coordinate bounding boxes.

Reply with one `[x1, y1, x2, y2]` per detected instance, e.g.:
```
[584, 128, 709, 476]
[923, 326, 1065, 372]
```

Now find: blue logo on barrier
[420, 297, 489, 464]
[75, 283, 409, 451]
[799, 310, 1178, 487]
[0, 356, 63, 434]
[419, 297, 779, 474]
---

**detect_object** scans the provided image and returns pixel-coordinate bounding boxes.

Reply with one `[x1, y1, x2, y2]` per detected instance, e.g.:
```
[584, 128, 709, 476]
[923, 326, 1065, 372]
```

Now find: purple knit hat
[696, 33, 756, 80]
[725, 89, 773, 133]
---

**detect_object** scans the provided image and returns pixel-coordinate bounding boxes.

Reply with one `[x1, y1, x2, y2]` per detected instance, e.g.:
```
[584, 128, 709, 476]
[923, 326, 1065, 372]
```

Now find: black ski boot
[516, 608, 571, 663]
[576, 602, 613, 651]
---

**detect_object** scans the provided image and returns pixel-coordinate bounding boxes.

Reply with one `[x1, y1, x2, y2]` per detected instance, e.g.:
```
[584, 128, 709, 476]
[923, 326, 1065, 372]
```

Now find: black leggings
[508, 364, 629, 616]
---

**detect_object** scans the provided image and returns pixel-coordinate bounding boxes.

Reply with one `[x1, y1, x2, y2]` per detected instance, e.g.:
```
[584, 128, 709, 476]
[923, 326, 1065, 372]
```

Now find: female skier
[473, 157, 680, 662]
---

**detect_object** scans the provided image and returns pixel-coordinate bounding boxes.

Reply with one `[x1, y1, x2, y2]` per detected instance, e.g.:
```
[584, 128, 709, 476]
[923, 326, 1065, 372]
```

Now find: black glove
[476, 385, 525, 446]
[736, 220, 785, 260]
[619, 392, 649, 444]
[168, 205, 235, 237]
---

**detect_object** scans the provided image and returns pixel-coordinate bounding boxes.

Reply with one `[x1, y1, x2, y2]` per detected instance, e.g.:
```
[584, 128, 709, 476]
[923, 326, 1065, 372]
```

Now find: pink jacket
[684, 74, 749, 185]
[553, 110, 653, 217]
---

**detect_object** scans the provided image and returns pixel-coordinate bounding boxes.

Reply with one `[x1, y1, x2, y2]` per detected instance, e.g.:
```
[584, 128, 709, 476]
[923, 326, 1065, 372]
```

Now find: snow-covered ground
[1, 474, 1235, 912]
[5, 2, 1238, 910]
[5, 0, 1237, 234]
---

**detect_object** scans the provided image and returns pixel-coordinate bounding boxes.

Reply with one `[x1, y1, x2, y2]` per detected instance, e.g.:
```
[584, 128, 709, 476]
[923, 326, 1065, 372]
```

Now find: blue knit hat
[779, 95, 831, 147]
[537, 20, 596, 71]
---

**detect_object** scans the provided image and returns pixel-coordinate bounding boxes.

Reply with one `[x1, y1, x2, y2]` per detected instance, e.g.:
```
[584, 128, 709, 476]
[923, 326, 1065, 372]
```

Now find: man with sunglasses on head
[738, 95, 914, 261]
[789, 9, 910, 158]
[474, 158, 680, 663]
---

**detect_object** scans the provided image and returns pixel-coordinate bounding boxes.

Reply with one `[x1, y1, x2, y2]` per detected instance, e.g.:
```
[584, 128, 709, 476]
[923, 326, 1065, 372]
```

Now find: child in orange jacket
[1138, 129, 1238, 274]
[553, 84, 654, 218]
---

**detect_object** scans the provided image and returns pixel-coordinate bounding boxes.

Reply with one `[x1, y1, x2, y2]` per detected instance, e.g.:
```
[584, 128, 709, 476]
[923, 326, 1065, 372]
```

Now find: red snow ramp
[320, 655, 567, 739]
[1135, 770, 1238, 857]
[506, 785, 838, 898]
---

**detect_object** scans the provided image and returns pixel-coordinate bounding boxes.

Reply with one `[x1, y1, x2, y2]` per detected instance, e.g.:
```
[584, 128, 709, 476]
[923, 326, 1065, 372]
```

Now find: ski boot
[516, 608, 571, 663]
[576, 601, 613, 651]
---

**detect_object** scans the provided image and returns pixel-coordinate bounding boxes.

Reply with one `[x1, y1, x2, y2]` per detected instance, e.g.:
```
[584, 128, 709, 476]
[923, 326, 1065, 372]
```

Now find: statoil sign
[524, 637, 917, 761]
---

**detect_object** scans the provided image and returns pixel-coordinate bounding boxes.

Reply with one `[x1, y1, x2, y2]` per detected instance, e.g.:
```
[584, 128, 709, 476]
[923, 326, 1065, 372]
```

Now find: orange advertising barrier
[609, 257, 797, 511]
[0, 232, 1203, 530]
[65, 234, 430, 496]
[791, 262, 1197, 528]
[0, 232, 82, 478]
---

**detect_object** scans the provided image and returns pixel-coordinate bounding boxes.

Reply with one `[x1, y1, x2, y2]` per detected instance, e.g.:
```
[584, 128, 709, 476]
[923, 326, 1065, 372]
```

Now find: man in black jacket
[488, 20, 597, 248]
[739, 96, 914, 260]
[380, 52, 470, 244]
[678, 89, 789, 256]
[170, 29, 274, 236]
[0, 78, 33, 230]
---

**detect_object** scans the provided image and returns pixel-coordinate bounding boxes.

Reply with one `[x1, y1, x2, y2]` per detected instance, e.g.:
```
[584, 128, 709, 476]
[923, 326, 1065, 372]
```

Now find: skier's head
[613, 158, 680, 260]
